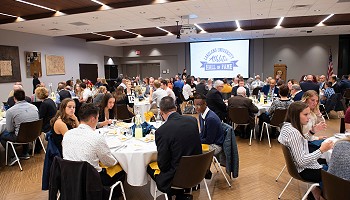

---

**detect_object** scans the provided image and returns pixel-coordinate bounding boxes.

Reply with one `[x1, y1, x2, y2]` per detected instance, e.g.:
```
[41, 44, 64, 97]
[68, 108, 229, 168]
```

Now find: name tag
[128, 95, 135, 103]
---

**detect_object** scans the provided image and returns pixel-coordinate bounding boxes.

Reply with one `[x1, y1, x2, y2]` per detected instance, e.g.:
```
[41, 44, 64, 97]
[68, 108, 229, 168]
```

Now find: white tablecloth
[134, 100, 151, 122]
[322, 136, 340, 163]
[255, 102, 271, 116]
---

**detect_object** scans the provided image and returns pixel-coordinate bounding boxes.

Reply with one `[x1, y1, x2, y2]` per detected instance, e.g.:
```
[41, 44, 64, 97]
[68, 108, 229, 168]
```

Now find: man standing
[1, 89, 39, 165]
[147, 97, 202, 199]
[62, 103, 125, 186]
[206, 80, 227, 121]
[228, 87, 258, 138]
[194, 94, 224, 155]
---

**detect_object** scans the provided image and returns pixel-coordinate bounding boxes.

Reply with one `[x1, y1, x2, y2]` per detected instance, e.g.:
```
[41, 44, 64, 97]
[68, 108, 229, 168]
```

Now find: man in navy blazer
[291, 84, 304, 101]
[261, 79, 279, 96]
[194, 94, 224, 155]
[300, 75, 319, 94]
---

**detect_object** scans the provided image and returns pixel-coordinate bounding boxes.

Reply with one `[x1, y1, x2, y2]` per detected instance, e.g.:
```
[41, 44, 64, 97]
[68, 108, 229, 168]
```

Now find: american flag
[327, 49, 333, 81]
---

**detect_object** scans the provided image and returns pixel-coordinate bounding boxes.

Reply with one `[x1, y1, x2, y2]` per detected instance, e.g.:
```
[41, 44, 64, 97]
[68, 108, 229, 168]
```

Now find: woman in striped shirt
[278, 102, 333, 183]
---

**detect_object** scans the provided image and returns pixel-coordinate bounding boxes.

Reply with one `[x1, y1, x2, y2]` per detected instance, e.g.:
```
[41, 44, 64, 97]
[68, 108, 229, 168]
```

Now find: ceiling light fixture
[90, 0, 111, 9]
[276, 17, 284, 28]
[235, 20, 241, 30]
[0, 12, 18, 18]
[91, 32, 111, 38]
[16, 0, 56, 12]
[319, 14, 334, 24]
[122, 30, 141, 37]
[91, 0, 106, 6]
[194, 23, 206, 32]
[156, 27, 174, 35]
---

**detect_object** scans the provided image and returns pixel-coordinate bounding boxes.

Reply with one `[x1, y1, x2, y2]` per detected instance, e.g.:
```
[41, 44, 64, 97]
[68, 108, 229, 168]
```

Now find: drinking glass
[126, 128, 133, 138]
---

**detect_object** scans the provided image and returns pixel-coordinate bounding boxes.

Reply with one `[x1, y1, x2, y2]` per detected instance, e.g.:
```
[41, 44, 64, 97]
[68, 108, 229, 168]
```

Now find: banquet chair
[321, 170, 350, 200]
[49, 157, 126, 200]
[228, 107, 255, 145]
[202, 144, 231, 187]
[116, 104, 134, 122]
[260, 109, 287, 148]
[278, 145, 319, 200]
[5, 119, 44, 171]
[154, 150, 215, 200]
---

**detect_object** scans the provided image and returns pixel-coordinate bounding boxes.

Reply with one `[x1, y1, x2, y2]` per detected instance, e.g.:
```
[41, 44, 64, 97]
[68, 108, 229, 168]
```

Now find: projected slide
[190, 40, 249, 78]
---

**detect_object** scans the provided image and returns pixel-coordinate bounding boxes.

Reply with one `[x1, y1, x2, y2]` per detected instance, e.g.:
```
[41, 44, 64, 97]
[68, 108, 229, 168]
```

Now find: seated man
[62, 103, 125, 187]
[147, 96, 202, 199]
[228, 87, 258, 138]
[261, 78, 279, 97]
[194, 94, 224, 155]
[1, 89, 39, 165]
[291, 84, 304, 101]
[206, 80, 227, 122]
[55, 82, 71, 105]
[7, 84, 32, 108]
[231, 79, 250, 97]
[149, 80, 168, 115]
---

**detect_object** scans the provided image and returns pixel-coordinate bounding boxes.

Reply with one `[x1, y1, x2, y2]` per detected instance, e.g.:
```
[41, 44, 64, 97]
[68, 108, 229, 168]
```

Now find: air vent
[48, 28, 60, 31]
[70, 22, 89, 26]
[148, 17, 166, 22]
[291, 5, 311, 10]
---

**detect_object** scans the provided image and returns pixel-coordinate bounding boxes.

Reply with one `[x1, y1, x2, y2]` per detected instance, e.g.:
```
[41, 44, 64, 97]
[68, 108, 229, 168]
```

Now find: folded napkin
[201, 144, 210, 152]
[149, 162, 160, 175]
[131, 122, 156, 137]
[99, 162, 123, 177]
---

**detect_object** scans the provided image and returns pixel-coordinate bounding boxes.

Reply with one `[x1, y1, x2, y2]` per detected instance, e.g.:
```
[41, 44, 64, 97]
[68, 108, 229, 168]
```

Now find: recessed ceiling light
[194, 23, 206, 32]
[276, 17, 284, 28]
[235, 20, 241, 30]
[257, 13, 263, 16]
[16, 0, 56, 12]
[91, 32, 111, 38]
[0, 12, 18, 18]
[156, 27, 174, 35]
[90, 0, 111, 9]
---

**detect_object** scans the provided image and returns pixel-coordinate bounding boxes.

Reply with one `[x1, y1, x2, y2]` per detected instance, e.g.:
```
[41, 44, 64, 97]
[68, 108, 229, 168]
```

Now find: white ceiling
[0, 0, 350, 46]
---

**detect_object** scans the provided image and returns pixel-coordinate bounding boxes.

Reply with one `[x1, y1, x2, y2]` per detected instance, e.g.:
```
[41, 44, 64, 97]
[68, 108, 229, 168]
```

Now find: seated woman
[114, 86, 134, 121]
[278, 101, 333, 199]
[328, 137, 350, 181]
[93, 86, 107, 107]
[301, 90, 328, 152]
[125, 79, 134, 108]
[98, 93, 115, 127]
[259, 84, 292, 138]
[50, 98, 79, 155]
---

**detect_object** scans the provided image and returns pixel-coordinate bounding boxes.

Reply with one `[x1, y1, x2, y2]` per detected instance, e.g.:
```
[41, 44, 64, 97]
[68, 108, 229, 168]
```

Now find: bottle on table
[134, 113, 143, 139]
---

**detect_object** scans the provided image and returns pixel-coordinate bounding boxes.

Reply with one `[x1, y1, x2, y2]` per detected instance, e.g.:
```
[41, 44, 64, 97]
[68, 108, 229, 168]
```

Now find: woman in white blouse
[182, 78, 193, 101]
[278, 102, 333, 198]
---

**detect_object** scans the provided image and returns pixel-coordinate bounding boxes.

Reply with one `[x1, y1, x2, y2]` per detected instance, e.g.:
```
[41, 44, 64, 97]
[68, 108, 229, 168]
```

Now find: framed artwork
[25, 51, 42, 78]
[46, 55, 65, 75]
[0, 45, 21, 83]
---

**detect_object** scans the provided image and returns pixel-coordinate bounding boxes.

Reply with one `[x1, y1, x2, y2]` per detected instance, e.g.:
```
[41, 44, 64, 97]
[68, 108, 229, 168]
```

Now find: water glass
[126, 128, 133, 138]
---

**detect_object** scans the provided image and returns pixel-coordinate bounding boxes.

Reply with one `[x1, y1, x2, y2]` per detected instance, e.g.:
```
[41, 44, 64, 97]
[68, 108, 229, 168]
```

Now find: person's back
[195, 81, 208, 96]
[328, 140, 350, 181]
[6, 100, 38, 135]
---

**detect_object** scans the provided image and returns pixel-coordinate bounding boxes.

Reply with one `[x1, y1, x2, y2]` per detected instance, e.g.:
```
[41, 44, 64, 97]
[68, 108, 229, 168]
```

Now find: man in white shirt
[150, 80, 168, 115]
[79, 83, 92, 103]
[160, 80, 176, 101]
[251, 75, 265, 89]
[62, 103, 125, 186]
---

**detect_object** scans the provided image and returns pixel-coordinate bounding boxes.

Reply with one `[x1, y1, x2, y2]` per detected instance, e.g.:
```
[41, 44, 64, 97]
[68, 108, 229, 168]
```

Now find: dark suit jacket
[199, 109, 224, 146]
[292, 91, 304, 101]
[231, 86, 250, 97]
[332, 82, 341, 93]
[300, 81, 319, 94]
[227, 95, 258, 127]
[206, 88, 227, 121]
[338, 79, 350, 94]
[195, 83, 208, 96]
[155, 112, 202, 193]
[261, 85, 279, 96]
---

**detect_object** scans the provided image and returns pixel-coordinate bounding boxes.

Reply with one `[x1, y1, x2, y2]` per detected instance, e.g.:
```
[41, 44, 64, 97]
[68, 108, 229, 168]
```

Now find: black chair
[228, 107, 255, 145]
[252, 87, 262, 96]
[49, 157, 126, 200]
[321, 170, 350, 200]
[278, 145, 319, 199]
[5, 119, 45, 171]
[259, 109, 287, 148]
[116, 104, 134, 122]
[154, 150, 215, 200]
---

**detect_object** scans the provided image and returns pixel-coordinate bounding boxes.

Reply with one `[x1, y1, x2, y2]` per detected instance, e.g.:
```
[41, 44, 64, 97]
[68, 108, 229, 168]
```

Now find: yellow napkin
[144, 111, 154, 122]
[202, 144, 210, 152]
[99, 162, 123, 177]
[149, 162, 160, 175]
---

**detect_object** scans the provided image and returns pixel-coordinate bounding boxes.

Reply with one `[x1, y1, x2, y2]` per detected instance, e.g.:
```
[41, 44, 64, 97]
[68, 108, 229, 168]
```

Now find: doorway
[79, 64, 98, 84]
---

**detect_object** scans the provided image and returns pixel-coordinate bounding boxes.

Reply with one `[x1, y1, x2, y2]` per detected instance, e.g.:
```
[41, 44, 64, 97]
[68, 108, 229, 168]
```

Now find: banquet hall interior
[1, 0, 350, 199]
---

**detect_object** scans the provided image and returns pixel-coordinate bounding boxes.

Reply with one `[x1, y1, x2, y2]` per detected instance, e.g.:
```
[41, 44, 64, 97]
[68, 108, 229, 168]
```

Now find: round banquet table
[255, 102, 271, 116]
[134, 100, 151, 122]
[100, 127, 157, 186]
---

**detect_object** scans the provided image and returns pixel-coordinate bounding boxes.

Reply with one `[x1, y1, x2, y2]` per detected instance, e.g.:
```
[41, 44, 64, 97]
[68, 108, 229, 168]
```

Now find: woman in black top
[50, 98, 79, 155]
[35, 87, 57, 133]
[98, 93, 115, 127]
